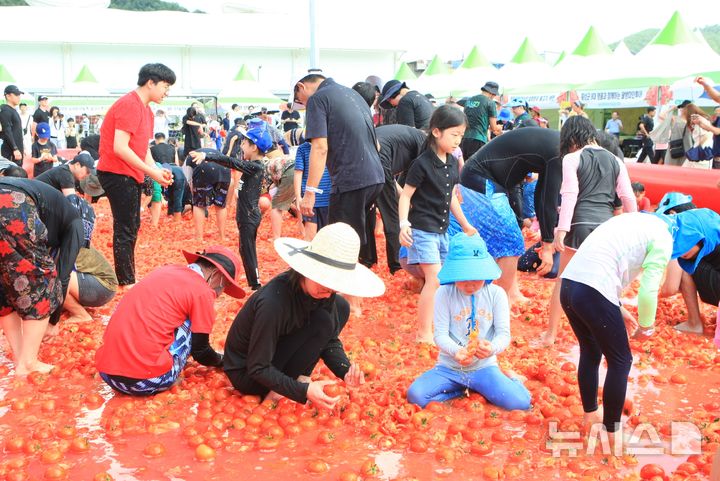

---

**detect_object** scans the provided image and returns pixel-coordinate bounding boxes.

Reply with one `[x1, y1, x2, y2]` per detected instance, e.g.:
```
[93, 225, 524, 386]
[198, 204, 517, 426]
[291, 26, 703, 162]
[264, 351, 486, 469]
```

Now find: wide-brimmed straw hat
[182, 246, 246, 299]
[274, 223, 385, 297]
[438, 233, 501, 285]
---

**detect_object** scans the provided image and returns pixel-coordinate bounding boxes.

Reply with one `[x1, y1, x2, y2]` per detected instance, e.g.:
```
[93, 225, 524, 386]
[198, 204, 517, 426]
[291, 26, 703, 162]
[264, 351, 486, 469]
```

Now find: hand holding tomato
[473, 339, 493, 359]
[306, 380, 341, 410]
[343, 363, 365, 387]
[455, 348, 474, 366]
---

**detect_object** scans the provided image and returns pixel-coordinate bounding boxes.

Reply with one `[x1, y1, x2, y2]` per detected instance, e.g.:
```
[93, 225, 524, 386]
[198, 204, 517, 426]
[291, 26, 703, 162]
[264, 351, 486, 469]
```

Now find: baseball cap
[531, 106, 541, 114]
[38, 95, 49, 102]
[4, 85, 24, 96]
[240, 127, 273, 153]
[677, 100, 692, 108]
[36, 122, 51, 139]
[72, 151, 96, 172]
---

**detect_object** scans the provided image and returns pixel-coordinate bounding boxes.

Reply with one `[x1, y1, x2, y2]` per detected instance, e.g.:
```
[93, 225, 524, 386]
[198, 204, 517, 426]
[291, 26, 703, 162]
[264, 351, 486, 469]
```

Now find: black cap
[38, 95, 49, 101]
[4, 85, 24, 96]
[678, 100, 692, 108]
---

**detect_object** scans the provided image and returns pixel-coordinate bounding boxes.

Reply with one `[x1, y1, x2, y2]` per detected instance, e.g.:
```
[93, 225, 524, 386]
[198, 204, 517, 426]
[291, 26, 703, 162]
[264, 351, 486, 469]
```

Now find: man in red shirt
[97, 63, 175, 286]
[95, 246, 245, 395]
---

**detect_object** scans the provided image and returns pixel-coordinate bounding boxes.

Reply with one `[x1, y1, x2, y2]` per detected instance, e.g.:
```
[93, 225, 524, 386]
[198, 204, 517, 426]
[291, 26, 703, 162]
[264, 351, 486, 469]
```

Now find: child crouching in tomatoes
[406, 232, 531, 410]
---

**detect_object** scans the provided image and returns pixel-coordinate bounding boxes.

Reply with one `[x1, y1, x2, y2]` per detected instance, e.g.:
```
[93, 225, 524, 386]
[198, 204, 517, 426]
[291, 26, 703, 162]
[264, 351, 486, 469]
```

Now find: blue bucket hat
[667, 208, 720, 274]
[438, 233, 501, 285]
[497, 108, 514, 122]
[655, 192, 693, 215]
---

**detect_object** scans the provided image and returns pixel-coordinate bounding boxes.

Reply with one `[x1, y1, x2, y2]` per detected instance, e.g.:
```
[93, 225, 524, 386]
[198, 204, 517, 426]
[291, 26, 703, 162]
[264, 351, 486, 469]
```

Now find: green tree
[109, 0, 201, 13]
[0, 0, 28, 5]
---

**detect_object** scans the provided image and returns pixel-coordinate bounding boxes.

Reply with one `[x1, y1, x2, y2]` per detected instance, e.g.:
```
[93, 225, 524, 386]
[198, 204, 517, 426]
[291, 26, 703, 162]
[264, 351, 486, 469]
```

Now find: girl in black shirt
[398, 106, 477, 343]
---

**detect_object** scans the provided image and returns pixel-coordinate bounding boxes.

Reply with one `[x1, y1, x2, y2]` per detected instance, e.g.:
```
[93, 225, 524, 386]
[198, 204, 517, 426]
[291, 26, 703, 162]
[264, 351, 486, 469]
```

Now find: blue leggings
[100, 319, 192, 396]
[560, 279, 632, 432]
[407, 364, 531, 410]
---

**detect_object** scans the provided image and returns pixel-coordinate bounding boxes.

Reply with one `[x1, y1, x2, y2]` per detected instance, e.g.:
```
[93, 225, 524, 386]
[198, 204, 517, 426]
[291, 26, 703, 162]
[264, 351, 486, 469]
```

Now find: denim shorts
[407, 229, 449, 265]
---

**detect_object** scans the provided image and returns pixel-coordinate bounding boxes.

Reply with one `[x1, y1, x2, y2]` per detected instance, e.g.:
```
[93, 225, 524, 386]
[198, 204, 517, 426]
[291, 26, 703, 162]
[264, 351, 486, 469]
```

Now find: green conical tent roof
[510, 37, 544, 64]
[233, 64, 256, 82]
[394, 63, 417, 81]
[73, 65, 99, 83]
[572, 26, 612, 56]
[0, 65, 15, 83]
[553, 51, 567, 66]
[460, 45, 491, 69]
[423, 55, 451, 76]
[651, 11, 699, 46]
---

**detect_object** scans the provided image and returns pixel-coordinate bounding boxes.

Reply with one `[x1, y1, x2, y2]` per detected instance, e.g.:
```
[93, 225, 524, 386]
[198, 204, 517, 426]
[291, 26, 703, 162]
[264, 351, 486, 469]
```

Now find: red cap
[182, 246, 245, 298]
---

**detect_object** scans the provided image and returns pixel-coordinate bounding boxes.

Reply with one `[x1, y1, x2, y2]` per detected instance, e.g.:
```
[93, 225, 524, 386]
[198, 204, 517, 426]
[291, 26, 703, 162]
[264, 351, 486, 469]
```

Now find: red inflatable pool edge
[625, 161, 720, 213]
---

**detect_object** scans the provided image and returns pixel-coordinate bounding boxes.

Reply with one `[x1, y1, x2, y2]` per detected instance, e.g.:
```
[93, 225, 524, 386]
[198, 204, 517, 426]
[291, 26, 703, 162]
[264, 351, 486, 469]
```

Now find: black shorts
[77, 272, 116, 307]
[302, 206, 330, 230]
[329, 183, 383, 245]
[692, 260, 720, 306]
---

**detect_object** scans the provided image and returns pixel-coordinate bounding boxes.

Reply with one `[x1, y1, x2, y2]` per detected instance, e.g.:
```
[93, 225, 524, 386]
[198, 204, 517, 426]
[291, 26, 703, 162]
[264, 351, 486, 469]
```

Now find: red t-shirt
[95, 265, 217, 379]
[97, 90, 153, 183]
[638, 196, 651, 211]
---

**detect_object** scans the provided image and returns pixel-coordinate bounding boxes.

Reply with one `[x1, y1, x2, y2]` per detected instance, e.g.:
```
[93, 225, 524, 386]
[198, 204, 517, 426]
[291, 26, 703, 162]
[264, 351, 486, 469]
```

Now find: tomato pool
[1, 200, 719, 481]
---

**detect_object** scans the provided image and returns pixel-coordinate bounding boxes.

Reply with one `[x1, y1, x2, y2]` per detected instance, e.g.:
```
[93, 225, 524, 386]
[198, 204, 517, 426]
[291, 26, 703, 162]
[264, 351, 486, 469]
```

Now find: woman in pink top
[542, 118, 637, 346]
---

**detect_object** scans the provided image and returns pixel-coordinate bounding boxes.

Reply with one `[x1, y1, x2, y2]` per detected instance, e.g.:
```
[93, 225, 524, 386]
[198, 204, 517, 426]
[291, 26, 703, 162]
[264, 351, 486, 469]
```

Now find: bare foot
[537, 330, 557, 347]
[16, 360, 54, 377]
[674, 321, 704, 334]
[583, 409, 602, 427]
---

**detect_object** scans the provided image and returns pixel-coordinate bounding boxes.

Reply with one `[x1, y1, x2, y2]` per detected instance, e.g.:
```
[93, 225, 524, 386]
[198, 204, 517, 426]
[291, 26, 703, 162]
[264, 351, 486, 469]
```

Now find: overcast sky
[177, 0, 720, 63]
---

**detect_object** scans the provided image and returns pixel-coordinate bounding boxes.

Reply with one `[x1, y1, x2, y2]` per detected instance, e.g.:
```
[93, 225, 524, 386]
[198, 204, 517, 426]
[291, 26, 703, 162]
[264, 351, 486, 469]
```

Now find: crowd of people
[2, 63, 720, 454]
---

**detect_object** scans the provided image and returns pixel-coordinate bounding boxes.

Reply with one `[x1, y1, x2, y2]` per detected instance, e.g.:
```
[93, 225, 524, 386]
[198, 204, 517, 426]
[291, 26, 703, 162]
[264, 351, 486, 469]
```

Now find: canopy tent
[497, 37, 553, 90]
[576, 12, 720, 108]
[413, 55, 454, 98]
[216, 64, 285, 108]
[450, 45, 500, 97]
[63, 65, 108, 96]
[393, 63, 417, 82]
[503, 29, 615, 109]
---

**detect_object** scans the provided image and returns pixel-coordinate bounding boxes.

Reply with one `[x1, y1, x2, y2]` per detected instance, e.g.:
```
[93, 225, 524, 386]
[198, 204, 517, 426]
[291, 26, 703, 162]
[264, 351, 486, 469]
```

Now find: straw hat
[274, 223, 385, 297]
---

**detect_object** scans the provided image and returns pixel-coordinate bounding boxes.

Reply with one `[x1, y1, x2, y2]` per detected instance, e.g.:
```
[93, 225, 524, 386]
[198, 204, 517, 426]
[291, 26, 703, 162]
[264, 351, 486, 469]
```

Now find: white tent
[216, 65, 283, 109]
[450, 46, 501, 97]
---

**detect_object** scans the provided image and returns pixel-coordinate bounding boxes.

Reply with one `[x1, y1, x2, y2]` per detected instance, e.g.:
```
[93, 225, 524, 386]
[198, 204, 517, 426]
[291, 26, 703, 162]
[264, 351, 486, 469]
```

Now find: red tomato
[640, 464, 665, 479]
[305, 459, 330, 474]
[195, 444, 217, 462]
[143, 442, 166, 457]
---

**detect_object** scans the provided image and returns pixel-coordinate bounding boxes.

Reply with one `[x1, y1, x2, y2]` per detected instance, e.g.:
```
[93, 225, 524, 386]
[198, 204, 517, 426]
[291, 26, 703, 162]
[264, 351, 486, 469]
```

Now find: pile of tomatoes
[1, 200, 719, 480]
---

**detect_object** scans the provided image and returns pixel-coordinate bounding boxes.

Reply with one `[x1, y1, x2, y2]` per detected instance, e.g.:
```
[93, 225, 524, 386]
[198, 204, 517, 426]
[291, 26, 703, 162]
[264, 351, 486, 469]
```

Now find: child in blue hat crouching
[406, 232, 531, 410]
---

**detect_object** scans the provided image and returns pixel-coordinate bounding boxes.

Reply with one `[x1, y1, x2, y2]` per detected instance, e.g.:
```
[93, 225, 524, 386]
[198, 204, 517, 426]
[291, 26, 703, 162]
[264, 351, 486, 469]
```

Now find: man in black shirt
[32, 95, 51, 138]
[151, 133, 187, 220]
[181, 107, 203, 157]
[379, 80, 434, 130]
[0, 85, 25, 166]
[361, 124, 426, 273]
[637, 107, 656, 163]
[280, 103, 301, 132]
[295, 74, 384, 247]
[36, 152, 95, 196]
[150, 133, 177, 165]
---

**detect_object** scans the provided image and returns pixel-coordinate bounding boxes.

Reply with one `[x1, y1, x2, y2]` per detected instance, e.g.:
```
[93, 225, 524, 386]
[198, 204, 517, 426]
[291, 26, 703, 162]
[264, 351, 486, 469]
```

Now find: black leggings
[225, 296, 350, 397]
[560, 279, 632, 432]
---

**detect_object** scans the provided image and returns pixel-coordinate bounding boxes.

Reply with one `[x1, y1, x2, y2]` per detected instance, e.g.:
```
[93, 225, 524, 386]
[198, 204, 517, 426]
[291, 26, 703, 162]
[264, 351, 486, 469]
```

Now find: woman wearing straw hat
[223, 223, 385, 410]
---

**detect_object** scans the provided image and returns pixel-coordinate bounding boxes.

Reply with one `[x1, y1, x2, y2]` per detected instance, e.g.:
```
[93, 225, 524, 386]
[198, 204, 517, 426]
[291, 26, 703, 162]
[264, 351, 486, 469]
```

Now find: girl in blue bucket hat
[406, 232, 531, 411]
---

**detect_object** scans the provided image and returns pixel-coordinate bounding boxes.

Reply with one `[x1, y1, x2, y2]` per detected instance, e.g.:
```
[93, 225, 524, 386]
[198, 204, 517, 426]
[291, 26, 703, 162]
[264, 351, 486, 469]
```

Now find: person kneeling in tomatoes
[95, 246, 245, 396]
[406, 233, 532, 411]
[222, 223, 385, 410]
